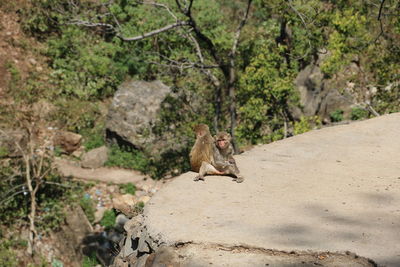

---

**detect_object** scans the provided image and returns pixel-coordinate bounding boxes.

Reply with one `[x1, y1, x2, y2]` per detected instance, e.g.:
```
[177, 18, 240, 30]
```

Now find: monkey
[214, 131, 244, 183]
[189, 124, 225, 181]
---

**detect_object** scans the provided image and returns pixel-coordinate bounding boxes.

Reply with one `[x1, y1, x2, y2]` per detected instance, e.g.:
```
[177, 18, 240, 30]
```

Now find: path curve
[142, 113, 400, 266]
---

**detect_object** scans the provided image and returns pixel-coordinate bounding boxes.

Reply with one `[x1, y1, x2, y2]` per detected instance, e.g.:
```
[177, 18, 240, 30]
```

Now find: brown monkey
[214, 131, 244, 183]
[189, 124, 224, 181]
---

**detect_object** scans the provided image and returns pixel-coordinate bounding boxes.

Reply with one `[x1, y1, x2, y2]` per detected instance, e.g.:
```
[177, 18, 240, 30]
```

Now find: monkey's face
[197, 130, 206, 138]
[216, 138, 229, 149]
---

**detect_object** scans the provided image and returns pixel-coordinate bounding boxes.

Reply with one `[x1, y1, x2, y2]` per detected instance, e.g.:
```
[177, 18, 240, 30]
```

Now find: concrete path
[144, 113, 400, 266]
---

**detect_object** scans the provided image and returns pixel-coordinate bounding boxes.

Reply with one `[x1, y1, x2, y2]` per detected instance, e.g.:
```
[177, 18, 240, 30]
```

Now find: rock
[112, 194, 137, 216]
[105, 80, 190, 168]
[294, 55, 353, 120]
[114, 113, 400, 267]
[71, 146, 85, 158]
[51, 206, 93, 265]
[105, 80, 171, 151]
[81, 146, 109, 169]
[138, 195, 151, 204]
[94, 206, 107, 223]
[115, 214, 130, 231]
[0, 129, 27, 157]
[53, 130, 82, 154]
[145, 246, 180, 267]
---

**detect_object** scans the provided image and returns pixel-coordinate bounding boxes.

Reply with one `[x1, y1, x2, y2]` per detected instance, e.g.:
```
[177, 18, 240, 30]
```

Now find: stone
[112, 194, 137, 216]
[53, 130, 82, 154]
[294, 55, 353, 120]
[81, 146, 109, 169]
[105, 80, 171, 151]
[138, 195, 151, 204]
[105, 80, 190, 168]
[94, 206, 106, 223]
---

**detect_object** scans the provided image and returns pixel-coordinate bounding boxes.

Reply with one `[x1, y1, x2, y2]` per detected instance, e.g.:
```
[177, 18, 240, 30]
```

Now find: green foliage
[0, 146, 9, 158]
[330, 109, 344, 122]
[100, 209, 116, 230]
[238, 42, 299, 144]
[81, 123, 106, 151]
[105, 145, 149, 173]
[79, 195, 96, 224]
[350, 107, 369, 120]
[12, 0, 400, 181]
[134, 201, 145, 214]
[47, 27, 127, 99]
[82, 253, 99, 267]
[321, 9, 369, 76]
[119, 183, 136, 195]
[51, 259, 64, 267]
[0, 240, 18, 267]
[294, 116, 321, 135]
[51, 99, 101, 132]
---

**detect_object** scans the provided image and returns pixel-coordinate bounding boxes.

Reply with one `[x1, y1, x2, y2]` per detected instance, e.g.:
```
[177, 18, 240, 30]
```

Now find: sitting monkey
[190, 124, 225, 181]
[214, 131, 244, 183]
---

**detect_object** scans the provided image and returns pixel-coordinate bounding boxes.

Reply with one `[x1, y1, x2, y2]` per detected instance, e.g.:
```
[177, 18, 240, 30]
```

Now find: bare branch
[374, 0, 386, 43]
[67, 19, 116, 31]
[230, 0, 253, 70]
[0, 190, 26, 206]
[118, 21, 189, 41]
[138, 1, 178, 20]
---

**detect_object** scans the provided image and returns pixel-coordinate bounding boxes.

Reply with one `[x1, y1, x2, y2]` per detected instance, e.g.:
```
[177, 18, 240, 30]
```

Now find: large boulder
[106, 80, 171, 151]
[294, 56, 353, 120]
[105, 80, 191, 176]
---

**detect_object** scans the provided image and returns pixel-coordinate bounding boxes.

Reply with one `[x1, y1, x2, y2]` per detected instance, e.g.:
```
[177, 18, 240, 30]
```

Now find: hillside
[0, 1, 399, 266]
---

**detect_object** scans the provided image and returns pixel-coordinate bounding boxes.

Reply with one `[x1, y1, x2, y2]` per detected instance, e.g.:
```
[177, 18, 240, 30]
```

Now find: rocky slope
[114, 113, 400, 267]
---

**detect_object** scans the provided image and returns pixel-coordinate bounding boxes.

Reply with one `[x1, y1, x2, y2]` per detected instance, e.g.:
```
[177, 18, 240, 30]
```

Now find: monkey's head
[214, 131, 231, 149]
[194, 124, 210, 138]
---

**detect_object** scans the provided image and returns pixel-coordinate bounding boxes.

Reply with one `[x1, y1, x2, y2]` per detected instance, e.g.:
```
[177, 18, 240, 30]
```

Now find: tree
[65, 0, 253, 153]
[0, 126, 53, 255]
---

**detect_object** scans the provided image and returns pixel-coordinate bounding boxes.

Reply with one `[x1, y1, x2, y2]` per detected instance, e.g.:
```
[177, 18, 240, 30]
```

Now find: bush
[330, 109, 344, 122]
[79, 194, 96, 224]
[105, 145, 149, 172]
[0, 238, 28, 267]
[350, 107, 369, 120]
[100, 209, 116, 230]
[80, 123, 105, 151]
[82, 253, 99, 267]
[119, 183, 136, 195]
[294, 116, 321, 135]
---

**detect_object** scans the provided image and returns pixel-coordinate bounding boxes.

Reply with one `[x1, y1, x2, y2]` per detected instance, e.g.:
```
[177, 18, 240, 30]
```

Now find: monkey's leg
[225, 165, 244, 183]
[194, 162, 224, 181]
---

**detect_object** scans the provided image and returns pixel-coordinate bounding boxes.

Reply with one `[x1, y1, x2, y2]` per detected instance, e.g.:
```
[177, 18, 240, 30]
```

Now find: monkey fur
[189, 124, 224, 181]
[214, 131, 244, 183]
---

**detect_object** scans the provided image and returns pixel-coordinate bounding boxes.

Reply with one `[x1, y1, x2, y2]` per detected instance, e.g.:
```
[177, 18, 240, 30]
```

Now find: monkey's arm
[212, 145, 233, 169]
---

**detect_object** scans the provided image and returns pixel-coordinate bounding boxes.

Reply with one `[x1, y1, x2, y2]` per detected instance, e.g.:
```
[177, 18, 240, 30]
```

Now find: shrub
[294, 116, 321, 135]
[119, 183, 136, 195]
[79, 194, 96, 224]
[329, 109, 344, 122]
[105, 145, 149, 173]
[100, 209, 116, 230]
[350, 107, 369, 120]
[82, 253, 99, 267]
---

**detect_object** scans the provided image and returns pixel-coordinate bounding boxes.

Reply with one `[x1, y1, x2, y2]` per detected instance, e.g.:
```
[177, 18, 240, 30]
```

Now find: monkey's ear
[226, 133, 231, 139]
[213, 135, 217, 140]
